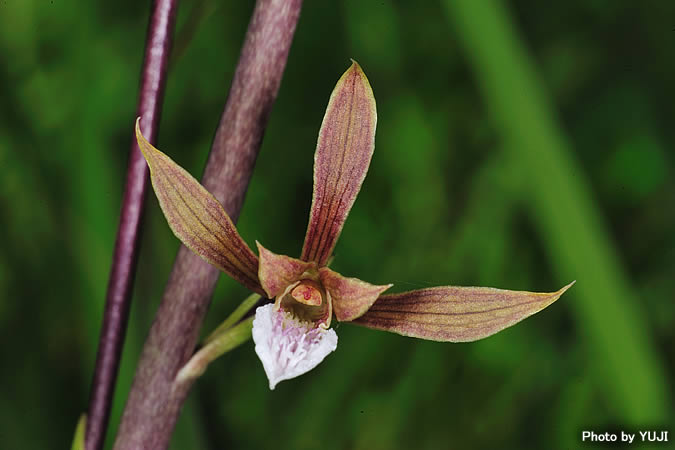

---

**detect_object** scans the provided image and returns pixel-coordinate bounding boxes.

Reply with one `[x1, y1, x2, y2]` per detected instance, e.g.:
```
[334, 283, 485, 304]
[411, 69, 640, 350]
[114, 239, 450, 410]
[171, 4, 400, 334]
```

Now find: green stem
[444, 0, 668, 424]
[204, 293, 260, 345]
[176, 317, 254, 384]
[177, 293, 260, 383]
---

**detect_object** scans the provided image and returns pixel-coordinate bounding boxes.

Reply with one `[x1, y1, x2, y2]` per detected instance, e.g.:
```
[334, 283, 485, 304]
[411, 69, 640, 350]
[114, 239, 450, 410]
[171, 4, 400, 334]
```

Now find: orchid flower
[136, 61, 573, 390]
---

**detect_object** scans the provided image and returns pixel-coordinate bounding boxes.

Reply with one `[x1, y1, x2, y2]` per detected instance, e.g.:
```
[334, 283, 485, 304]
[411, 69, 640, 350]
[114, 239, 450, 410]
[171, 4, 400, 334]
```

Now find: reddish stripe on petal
[155, 161, 259, 280]
[301, 61, 377, 266]
[136, 119, 263, 295]
[353, 282, 574, 342]
[256, 242, 317, 299]
[319, 267, 391, 322]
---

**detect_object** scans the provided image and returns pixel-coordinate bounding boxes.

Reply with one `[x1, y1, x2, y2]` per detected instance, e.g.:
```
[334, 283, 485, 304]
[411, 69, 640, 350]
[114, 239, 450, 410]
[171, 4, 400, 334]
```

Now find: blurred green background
[1, 0, 673, 449]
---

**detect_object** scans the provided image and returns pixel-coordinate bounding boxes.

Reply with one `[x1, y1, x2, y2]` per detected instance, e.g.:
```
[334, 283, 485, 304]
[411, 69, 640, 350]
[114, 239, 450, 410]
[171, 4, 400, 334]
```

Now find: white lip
[252, 304, 338, 390]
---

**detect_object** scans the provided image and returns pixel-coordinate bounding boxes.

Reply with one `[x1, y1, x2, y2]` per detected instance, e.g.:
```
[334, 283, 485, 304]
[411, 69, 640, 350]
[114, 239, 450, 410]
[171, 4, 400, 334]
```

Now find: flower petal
[301, 61, 378, 266]
[319, 267, 392, 321]
[136, 119, 263, 294]
[353, 282, 574, 342]
[252, 304, 338, 390]
[256, 242, 317, 299]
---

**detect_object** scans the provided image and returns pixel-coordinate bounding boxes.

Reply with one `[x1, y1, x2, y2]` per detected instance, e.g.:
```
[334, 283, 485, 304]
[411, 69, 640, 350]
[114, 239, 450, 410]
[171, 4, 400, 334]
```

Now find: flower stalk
[176, 316, 255, 384]
[176, 293, 261, 384]
[204, 293, 261, 344]
[86, 1, 178, 449]
[112, 1, 303, 448]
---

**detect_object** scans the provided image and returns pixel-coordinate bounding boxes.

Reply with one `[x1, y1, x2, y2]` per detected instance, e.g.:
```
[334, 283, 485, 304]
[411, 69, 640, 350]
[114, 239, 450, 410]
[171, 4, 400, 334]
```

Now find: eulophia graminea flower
[135, 61, 573, 389]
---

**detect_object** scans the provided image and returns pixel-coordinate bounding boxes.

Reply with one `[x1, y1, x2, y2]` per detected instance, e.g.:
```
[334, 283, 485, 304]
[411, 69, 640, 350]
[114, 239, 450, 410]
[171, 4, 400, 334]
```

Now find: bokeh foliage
[0, 0, 673, 449]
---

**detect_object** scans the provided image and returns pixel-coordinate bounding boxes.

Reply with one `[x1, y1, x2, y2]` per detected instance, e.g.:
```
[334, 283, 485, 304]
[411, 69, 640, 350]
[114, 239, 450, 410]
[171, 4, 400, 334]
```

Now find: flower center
[277, 278, 331, 327]
[290, 280, 323, 306]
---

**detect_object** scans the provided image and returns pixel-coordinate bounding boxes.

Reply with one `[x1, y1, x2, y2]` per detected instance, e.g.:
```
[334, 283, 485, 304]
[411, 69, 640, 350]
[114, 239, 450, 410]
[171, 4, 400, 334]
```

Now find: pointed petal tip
[343, 59, 373, 96]
[345, 60, 373, 96]
[134, 116, 153, 164]
[134, 116, 143, 142]
[555, 280, 576, 298]
[530, 281, 574, 314]
[346, 58, 366, 72]
[333, 60, 373, 111]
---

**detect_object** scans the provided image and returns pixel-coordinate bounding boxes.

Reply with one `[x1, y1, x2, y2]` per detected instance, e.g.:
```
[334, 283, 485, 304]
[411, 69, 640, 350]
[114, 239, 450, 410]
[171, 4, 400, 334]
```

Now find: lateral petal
[301, 61, 378, 266]
[256, 242, 317, 299]
[353, 282, 574, 342]
[319, 267, 392, 321]
[135, 119, 263, 294]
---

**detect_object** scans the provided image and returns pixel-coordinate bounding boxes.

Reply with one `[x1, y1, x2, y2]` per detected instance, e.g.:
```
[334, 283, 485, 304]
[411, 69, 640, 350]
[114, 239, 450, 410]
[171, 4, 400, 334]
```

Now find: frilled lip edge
[252, 304, 338, 390]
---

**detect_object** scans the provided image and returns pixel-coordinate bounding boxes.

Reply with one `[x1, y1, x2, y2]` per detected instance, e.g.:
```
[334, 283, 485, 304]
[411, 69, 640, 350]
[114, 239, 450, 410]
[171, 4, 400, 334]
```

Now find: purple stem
[112, 1, 303, 449]
[85, 1, 179, 449]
